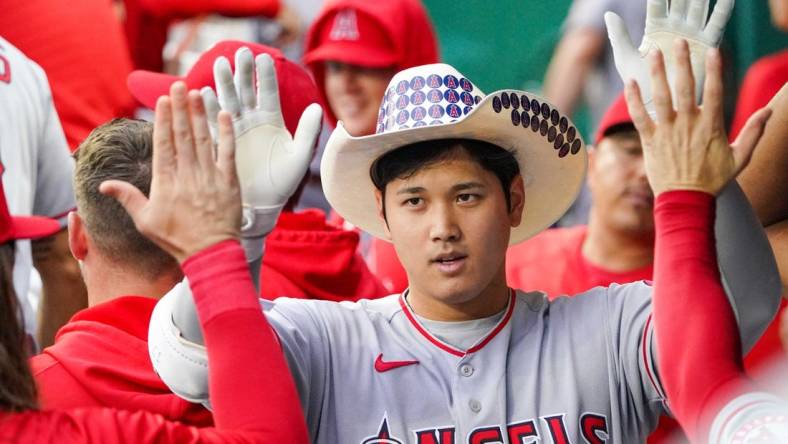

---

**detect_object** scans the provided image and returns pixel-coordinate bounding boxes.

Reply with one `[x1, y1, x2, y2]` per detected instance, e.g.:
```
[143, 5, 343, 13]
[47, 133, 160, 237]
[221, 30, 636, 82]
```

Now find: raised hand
[201, 48, 322, 250]
[100, 82, 241, 263]
[606, 0, 734, 115]
[624, 39, 772, 196]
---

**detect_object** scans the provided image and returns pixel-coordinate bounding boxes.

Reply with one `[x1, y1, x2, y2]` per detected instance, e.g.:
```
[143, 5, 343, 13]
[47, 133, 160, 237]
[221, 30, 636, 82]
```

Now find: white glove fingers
[200, 87, 220, 124]
[213, 56, 242, 116]
[687, 0, 710, 29]
[704, 0, 734, 44]
[289, 103, 323, 173]
[234, 47, 257, 110]
[669, 0, 690, 20]
[647, 0, 669, 20]
[255, 53, 286, 127]
[604, 12, 639, 65]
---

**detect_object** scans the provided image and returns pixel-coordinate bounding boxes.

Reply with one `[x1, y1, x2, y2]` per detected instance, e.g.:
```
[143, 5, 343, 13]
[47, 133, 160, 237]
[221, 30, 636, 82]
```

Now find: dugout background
[422, 0, 788, 139]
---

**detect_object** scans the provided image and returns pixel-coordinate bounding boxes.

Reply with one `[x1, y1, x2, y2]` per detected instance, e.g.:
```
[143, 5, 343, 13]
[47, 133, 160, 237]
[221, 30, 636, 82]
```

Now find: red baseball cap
[127, 40, 319, 136]
[595, 93, 634, 144]
[303, 8, 399, 69]
[0, 165, 60, 244]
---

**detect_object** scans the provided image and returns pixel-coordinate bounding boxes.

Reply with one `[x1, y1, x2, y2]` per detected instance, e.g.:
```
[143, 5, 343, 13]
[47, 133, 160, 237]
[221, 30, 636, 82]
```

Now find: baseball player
[148, 1, 781, 442]
[0, 36, 77, 346]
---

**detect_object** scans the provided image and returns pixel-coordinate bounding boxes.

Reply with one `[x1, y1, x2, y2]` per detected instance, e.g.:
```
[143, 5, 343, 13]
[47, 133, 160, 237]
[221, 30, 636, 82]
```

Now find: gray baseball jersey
[0, 36, 75, 336]
[263, 283, 662, 443]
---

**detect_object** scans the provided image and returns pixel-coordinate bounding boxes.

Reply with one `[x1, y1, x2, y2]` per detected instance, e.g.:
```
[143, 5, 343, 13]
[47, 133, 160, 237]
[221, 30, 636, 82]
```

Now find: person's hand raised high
[100, 82, 242, 263]
[625, 38, 772, 196]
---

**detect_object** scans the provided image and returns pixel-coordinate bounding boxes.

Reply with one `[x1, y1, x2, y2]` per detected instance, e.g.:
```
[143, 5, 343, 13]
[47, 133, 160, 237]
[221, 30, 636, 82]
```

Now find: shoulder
[0, 37, 49, 89]
[546, 281, 652, 315]
[263, 294, 403, 324]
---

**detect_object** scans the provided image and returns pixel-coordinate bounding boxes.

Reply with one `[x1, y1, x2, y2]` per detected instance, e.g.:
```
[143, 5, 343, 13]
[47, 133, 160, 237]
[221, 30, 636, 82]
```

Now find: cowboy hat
[321, 63, 587, 244]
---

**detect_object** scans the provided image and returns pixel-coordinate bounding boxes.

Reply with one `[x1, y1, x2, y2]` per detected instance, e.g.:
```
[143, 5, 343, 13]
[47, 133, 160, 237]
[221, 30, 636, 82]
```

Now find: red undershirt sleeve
[653, 190, 755, 442]
[181, 239, 308, 441]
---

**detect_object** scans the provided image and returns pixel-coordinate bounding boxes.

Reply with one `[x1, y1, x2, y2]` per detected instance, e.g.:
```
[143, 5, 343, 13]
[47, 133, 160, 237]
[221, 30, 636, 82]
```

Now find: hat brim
[304, 43, 400, 69]
[11, 215, 61, 240]
[321, 90, 587, 245]
[127, 70, 182, 109]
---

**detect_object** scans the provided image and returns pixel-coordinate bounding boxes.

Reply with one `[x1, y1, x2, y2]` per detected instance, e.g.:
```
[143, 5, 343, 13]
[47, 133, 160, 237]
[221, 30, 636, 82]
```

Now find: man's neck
[407, 271, 510, 322]
[83, 259, 181, 307]
[582, 213, 654, 272]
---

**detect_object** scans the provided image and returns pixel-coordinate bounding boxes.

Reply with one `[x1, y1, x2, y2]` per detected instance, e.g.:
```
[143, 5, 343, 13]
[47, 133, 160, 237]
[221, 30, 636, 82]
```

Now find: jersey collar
[399, 289, 516, 357]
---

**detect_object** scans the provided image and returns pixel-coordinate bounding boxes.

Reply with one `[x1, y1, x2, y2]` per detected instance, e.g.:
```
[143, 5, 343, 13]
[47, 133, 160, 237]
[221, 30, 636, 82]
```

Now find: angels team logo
[362, 416, 404, 444]
[329, 9, 360, 41]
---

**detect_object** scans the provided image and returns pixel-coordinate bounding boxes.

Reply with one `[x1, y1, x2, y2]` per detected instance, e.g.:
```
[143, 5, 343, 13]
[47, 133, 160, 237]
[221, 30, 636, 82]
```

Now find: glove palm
[202, 48, 322, 249]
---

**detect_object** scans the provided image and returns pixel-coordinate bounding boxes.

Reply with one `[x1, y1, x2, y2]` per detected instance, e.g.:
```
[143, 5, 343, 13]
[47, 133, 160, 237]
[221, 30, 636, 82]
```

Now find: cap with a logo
[595, 94, 634, 145]
[303, 0, 439, 127]
[303, 8, 398, 69]
[127, 40, 319, 136]
[321, 63, 587, 245]
[0, 165, 60, 244]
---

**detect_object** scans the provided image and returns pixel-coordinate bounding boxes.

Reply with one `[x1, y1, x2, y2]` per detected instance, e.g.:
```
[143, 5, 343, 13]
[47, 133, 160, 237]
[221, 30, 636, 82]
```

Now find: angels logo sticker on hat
[330, 9, 360, 41]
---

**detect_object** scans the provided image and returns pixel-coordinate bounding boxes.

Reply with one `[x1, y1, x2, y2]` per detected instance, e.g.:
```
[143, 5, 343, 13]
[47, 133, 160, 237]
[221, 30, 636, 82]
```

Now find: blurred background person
[297, 0, 439, 215]
[0, 0, 135, 151]
[0, 37, 85, 350]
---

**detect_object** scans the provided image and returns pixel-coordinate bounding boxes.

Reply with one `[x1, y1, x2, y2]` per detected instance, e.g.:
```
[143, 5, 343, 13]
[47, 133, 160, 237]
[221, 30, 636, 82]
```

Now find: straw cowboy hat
[321, 63, 587, 244]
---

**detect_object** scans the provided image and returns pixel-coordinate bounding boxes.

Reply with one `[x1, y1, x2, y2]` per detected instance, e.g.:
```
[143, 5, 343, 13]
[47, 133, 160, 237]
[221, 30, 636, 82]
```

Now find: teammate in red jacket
[2, 82, 308, 443]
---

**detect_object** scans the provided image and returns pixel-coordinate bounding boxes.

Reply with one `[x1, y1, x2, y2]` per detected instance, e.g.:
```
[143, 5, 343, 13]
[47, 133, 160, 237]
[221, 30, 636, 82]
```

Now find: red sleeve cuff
[182, 239, 260, 323]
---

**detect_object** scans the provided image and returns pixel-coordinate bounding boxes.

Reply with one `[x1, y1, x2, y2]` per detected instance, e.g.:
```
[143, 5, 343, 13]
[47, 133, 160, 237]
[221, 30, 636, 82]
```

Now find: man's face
[324, 61, 396, 136]
[377, 153, 523, 307]
[588, 129, 654, 235]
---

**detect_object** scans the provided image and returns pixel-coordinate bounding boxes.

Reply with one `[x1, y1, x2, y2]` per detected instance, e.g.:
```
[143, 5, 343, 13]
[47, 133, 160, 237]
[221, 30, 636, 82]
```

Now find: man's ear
[374, 189, 392, 240]
[68, 211, 88, 261]
[508, 175, 525, 228]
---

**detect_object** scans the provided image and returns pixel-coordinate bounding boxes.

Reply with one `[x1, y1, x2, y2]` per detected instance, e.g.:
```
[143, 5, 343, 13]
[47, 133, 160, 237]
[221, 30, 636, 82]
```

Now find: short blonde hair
[74, 119, 178, 280]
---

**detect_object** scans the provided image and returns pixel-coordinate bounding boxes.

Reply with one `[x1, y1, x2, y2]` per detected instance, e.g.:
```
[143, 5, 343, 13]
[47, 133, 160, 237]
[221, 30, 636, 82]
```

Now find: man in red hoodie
[30, 118, 213, 425]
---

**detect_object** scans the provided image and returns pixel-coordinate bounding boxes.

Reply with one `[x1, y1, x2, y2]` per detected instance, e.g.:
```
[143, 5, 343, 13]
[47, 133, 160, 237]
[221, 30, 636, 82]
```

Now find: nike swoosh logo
[374, 353, 419, 373]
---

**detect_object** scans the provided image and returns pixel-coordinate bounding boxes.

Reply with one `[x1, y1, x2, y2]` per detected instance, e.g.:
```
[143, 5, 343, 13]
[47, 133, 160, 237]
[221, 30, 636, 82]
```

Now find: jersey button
[468, 399, 482, 413]
[460, 364, 474, 377]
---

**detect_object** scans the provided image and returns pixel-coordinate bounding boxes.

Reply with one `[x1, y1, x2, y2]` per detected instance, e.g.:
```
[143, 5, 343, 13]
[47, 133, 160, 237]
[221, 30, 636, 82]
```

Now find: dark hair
[74, 118, 179, 280]
[0, 242, 38, 411]
[370, 138, 520, 219]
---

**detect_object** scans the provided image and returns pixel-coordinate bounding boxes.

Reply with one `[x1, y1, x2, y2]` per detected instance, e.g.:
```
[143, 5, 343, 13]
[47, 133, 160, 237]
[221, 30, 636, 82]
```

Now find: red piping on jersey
[641, 314, 664, 399]
[399, 290, 516, 357]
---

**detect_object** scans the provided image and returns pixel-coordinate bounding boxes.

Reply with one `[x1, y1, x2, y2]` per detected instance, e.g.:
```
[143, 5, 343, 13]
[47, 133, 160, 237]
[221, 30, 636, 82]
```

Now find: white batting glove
[201, 48, 322, 262]
[605, 0, 734, 115]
